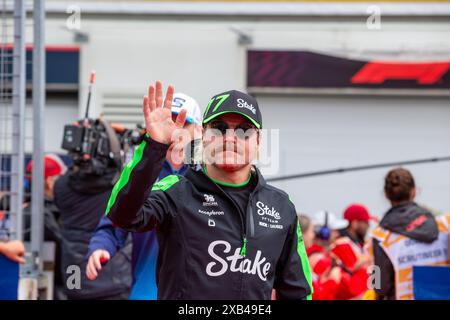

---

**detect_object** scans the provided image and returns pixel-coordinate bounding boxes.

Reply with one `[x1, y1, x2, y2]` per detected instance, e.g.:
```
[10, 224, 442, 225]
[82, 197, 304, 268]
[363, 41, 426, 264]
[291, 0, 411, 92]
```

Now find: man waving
[106, 81, 312, 300]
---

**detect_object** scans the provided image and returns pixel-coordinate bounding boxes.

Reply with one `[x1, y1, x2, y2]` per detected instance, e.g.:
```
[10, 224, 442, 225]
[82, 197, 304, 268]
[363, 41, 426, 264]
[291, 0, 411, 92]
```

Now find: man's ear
[254, 132, 261, 163]
[201, 125, 207, 146]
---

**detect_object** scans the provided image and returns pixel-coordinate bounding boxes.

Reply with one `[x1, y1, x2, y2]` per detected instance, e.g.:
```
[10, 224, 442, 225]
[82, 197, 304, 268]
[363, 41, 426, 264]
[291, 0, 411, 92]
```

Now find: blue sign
[413, 266, 450, 300]
[0, 254, 19, 300]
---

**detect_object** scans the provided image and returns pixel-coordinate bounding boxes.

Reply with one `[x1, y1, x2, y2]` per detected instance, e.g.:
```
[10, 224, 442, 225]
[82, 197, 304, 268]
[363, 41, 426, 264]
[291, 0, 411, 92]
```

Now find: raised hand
[143, 80, 187, 145]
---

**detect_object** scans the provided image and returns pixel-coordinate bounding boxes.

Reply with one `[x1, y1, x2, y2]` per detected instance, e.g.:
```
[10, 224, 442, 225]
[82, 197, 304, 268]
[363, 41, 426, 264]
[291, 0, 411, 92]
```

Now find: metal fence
[0, 0, 46, 298]
[0, 0, 26, 244]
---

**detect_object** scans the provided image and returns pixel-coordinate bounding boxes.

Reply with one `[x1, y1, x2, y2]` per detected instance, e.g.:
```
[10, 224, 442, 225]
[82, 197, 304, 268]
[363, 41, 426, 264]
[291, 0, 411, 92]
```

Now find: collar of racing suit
[185, 164, 267, 195]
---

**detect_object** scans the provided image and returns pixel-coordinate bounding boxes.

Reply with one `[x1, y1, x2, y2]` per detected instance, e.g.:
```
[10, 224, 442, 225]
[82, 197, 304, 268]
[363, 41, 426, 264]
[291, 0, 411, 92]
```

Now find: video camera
[61, 118, 145, 176]
[59, 70, 151, 193]
[60, 71, 200, 180]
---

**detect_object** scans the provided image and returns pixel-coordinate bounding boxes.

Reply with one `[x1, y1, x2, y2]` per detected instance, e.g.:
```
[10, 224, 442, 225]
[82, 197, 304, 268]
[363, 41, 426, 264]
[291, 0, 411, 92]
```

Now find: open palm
[143, 80, 187, 145]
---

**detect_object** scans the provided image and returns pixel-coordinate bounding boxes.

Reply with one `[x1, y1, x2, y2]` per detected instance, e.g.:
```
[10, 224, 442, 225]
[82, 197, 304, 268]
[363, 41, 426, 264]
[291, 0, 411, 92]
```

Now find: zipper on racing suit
[201, 166, 252, 256]
[201, 168, 259, 298]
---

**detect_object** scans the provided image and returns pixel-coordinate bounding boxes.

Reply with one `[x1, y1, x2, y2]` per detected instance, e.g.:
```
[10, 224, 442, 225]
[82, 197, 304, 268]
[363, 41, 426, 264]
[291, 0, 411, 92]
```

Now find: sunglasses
[207, 121, 258, 140]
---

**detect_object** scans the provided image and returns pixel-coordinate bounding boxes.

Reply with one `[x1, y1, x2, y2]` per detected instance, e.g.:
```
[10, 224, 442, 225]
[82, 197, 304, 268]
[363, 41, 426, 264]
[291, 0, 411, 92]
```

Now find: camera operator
[54, 118, 132, 300]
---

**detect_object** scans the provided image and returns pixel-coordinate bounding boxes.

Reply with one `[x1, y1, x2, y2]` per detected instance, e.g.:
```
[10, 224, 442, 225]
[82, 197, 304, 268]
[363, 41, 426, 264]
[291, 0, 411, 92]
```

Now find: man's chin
[214, 161, 247, 172]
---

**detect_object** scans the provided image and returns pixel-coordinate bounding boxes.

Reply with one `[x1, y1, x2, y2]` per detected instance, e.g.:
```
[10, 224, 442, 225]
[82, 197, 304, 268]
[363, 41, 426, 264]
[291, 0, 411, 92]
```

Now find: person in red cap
[342, 204, 376, 247]
[26, 154, 67, 201]
[330, 203, 376, 299]
[24, 154, 67, 299]
[0, 154, 67, 265]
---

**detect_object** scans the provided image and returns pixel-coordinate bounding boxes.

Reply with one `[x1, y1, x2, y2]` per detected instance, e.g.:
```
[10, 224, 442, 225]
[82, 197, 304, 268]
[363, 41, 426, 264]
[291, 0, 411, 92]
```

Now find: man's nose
[224, 129, 237, 143]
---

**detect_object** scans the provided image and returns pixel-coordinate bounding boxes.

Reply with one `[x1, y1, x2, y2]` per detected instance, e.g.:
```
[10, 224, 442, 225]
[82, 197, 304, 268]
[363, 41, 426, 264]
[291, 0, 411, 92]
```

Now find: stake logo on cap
[202, 90, 262, 129]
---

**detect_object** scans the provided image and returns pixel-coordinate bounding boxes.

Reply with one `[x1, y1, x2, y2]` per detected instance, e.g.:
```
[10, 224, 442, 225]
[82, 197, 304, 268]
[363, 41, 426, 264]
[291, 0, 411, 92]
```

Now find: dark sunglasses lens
[209, 122, 257, 139]
[210, 122, 228, 135]
[234, 128, 247, 140]
[236, 125, 257, 139]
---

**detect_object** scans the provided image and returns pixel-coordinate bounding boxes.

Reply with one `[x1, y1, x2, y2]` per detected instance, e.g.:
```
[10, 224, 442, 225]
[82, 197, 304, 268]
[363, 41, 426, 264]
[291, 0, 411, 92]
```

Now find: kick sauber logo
[237, 98, 256, 115]
[206, 240, 271, 282]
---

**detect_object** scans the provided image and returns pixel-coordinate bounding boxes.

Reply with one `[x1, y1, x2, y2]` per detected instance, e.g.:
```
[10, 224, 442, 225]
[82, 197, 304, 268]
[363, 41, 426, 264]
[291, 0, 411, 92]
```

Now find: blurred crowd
[299, 205, 372, 300]
[2, 153, 448, 300]
[299, 168, 450, 300]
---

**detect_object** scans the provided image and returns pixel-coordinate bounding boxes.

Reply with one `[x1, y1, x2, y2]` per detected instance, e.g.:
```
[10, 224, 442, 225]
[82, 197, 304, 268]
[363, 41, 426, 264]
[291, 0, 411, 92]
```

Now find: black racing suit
[106, 135, 312, 300]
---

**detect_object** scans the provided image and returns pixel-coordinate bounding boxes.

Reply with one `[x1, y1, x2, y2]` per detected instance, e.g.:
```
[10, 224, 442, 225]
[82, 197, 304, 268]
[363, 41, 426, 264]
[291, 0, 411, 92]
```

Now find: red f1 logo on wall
[351, 62, 450, 85]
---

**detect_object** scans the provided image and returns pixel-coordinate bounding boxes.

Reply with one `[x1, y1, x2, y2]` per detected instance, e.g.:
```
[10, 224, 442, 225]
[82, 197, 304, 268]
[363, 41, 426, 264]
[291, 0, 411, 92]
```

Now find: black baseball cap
[202, 90, 262, 129]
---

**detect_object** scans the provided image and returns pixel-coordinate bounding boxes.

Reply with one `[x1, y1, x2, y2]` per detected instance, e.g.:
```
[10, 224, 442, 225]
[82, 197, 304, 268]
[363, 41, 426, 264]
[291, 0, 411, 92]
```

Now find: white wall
[43, 99, 79, 153]
[44, 13, 450, 117]
[22, 99, 79, 154]
[0, 98, 77, 154]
